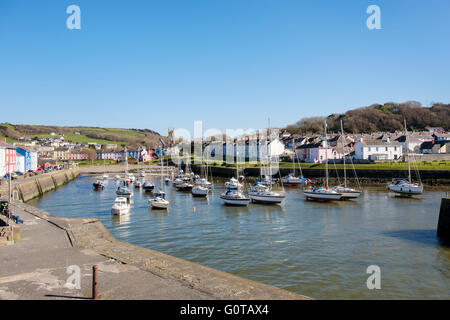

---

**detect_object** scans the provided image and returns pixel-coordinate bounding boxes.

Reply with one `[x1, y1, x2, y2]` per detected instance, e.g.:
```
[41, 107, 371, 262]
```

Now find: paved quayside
[0, 201, 311, 300]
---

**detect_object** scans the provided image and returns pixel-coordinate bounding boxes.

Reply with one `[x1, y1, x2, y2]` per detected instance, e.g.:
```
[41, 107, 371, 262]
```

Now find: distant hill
[285, 102, 450, 134]
[0, 123, 166, 149]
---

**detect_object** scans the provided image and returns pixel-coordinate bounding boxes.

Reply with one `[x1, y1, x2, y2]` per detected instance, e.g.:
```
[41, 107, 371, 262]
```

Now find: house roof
[358, 139, 402, 146]
[0, 141, 15, 149]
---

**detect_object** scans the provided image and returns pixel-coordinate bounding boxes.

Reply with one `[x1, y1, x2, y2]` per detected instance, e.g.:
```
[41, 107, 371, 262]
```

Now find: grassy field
[172, 156, 450, 171]
[74, 160, 118, 166]
[33, 133, 128, 145]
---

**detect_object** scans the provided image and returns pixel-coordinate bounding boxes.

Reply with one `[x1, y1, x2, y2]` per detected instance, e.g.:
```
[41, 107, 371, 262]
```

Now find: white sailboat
[192, 141, 211, 197]
[249, 125, 285, 205]
[282, 138, 308, 187]
[304, 120, 343, 201]
[220, 151, 250, 206]
[150, 145, 170, 209]
[332, 120, 362, 199]
[388, 120, 423, 196]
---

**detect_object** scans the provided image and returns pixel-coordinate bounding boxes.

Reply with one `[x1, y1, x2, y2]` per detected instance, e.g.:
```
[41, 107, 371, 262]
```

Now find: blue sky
[1, 0, 449, 135]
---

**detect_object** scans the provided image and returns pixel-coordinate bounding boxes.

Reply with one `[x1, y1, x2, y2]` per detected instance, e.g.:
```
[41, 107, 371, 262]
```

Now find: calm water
[29, 175, 450, 299]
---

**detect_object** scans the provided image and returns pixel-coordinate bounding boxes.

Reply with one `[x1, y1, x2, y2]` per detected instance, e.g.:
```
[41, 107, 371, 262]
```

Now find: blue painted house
[16, 147, 32, 172]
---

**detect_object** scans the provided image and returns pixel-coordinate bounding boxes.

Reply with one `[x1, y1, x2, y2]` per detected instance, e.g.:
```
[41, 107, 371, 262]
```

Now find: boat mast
[324, 120, 329, 189]
[340, 120, 347, 188]
[404, 119, 411, 183]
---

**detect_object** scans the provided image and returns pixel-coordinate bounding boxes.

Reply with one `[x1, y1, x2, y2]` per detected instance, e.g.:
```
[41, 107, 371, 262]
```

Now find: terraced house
[0, 141, 16, 176]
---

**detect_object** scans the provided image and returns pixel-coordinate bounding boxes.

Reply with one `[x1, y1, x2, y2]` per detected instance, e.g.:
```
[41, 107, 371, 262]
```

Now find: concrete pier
[0, 201, 311, 300]
[0, 168, 80, 202]
[437, 198, 450, 240]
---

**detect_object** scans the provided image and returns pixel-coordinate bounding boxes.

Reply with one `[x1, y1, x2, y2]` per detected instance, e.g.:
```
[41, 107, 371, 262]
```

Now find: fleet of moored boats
[93, 119, 423, 215]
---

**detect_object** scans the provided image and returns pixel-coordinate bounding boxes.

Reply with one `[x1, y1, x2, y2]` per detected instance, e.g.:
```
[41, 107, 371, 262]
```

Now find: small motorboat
[139, 171, 146, 177]
[281, 174, 308, 187]
[225, 177, 241, 190]
[304, 187, 342, 201]
[220, 189, 250, 206]
[165, 178, 171, 184]
[93, 179, 105, 190]
[111, 197, 130, 215]
[176, 183, 193, 191]
[126, 173, 136, 183]
[192, 185, 208, 197]
[194, 178, 212, 189]
[134, 180, 142, 188]
[149, 196, 169, 209]
[142, 181, 155, 192]
[116, 186, 133, 196]
[388, 179, 423, 196]
[114, 174, 121, 180]
[102, 174, 108, 180]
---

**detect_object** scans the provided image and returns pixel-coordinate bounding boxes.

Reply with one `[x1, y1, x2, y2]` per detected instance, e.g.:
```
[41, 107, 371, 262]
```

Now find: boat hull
[111, 207, 129, 215]
[388, 184, 423, 195]
[304, 190, 342, 201]
[249, 193, 285, 204]
[220, 196, 250, 206]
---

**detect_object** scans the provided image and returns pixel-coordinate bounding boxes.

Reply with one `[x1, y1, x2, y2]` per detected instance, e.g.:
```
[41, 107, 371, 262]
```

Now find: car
[15, 172, 24, 176]
[36, 168, 43, 174]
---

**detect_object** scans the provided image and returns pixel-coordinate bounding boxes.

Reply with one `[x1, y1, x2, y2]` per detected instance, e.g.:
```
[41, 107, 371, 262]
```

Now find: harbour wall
[0, 168, 80, 202]
[190, 165, 450, 184]
[14, 201, 311, 300]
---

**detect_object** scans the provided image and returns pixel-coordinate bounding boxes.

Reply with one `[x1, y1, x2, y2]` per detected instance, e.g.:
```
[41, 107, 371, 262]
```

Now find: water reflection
[29, 175, 450, 299]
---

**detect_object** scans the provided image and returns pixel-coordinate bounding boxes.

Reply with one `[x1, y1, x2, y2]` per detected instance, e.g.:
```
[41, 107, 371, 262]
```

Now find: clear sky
[1, 0, 449, 136]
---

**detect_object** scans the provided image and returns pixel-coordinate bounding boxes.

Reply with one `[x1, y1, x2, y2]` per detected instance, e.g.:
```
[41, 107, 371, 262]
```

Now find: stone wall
[0, 168, 80, 202]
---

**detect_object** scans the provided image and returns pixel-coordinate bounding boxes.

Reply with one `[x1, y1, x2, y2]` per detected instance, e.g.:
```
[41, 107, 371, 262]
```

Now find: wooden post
[437, 198, 450, 240]
[92, 265, 98, 300]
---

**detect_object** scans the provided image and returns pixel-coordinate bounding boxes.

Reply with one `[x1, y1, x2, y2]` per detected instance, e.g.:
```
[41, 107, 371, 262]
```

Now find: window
[386, 147, 388, 151]
[376, 147, 379, 152]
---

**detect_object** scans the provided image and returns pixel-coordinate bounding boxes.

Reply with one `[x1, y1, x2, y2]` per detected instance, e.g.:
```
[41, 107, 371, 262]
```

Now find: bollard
[92, 265, 98, 300]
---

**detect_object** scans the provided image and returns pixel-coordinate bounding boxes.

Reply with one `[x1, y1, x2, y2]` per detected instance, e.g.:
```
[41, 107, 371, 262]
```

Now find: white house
[0, 146, 5, 177]
[30, 150, 38, 171]
[15, 153, 25, 173]
[354, 138, 402, 160]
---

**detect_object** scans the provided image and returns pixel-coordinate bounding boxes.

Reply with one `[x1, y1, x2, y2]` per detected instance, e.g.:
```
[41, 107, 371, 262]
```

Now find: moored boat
[111, 197, 130, 215]
[93, 179, 105, 190]
[149, 196, 169, 209]
[142, 181, 155, 192]
[192, 185, 208, 197]
[304, 188, 342, 201]
[220, 189, 251, 206]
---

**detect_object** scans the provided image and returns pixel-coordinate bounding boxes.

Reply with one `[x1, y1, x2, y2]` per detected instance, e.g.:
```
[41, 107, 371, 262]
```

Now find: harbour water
[29, 175, 450, 299]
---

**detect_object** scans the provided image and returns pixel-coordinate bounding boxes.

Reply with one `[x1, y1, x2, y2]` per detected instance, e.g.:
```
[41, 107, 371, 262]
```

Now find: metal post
[92, 265, 98, 300]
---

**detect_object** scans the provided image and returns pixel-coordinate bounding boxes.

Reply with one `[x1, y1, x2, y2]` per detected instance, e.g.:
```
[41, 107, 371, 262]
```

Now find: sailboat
[388, 120, 423, 196]
[331, 120, 362, 199]
[176, 161, 193, 191]
[304, 120, 342, 201]
[220, 151, 250, 206]
[249, 125, 285, 204]
[192, 149, 210, 197]
[149, 147, 169, 209]
[282, 138, 308, 187]
[102, 159, 108, 180]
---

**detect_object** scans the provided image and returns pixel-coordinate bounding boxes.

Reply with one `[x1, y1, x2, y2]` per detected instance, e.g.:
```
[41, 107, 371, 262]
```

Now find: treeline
[285, 102, 450, 134]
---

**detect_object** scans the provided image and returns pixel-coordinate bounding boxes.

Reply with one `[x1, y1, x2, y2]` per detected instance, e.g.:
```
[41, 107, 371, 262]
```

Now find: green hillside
[0, 124, 166, 149]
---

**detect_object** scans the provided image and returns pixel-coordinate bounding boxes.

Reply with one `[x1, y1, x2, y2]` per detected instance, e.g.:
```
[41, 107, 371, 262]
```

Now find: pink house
[0, 141, 16, 173]
[296, 141, 343, 163]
